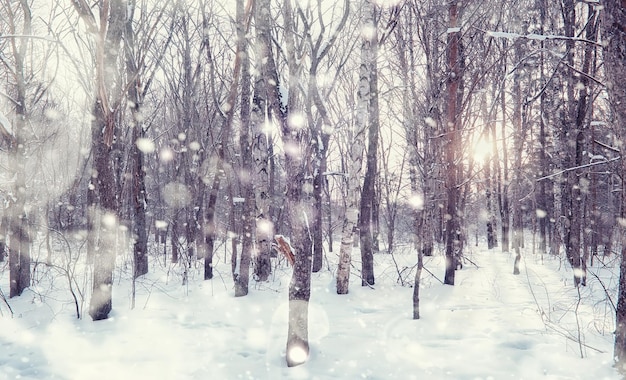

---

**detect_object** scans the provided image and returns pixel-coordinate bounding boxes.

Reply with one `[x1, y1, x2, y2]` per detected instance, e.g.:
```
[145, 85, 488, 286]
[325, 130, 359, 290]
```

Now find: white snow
[0, 243, 621, 379]
[486, 31, 520, 40]
[0, 112, 11, 133]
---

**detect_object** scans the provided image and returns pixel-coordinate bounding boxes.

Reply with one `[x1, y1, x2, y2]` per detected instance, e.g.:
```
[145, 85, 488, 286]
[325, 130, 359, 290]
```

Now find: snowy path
[287, 251, 617, 379]
[0, 248, 620, 379]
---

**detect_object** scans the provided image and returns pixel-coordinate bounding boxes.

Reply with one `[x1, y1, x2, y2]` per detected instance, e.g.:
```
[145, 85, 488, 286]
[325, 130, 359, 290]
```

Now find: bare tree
[336, 2, 370, 295]
[250, 0, 275, 282]
[124, 0, 173, 282]
[233, 0, 254, 297]
[293, 0, 350, 274]
[201, 0, 250, 281]
[601, 0, 626, 372]
[358, 0, 380, 287]
[443, 0, 462, 285]
[71, 0, 127, 321]
[2, 0, 32, 298]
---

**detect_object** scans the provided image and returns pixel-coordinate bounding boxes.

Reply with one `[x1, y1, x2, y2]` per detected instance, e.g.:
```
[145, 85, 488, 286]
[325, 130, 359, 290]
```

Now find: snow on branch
[536, 157, 621, 182]
[0, 112, 16, 151]
[482, 29, 601, 46]
[0, 112, 10, 132]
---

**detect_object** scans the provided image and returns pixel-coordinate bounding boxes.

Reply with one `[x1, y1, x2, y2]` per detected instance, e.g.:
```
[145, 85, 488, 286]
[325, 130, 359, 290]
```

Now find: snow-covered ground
[0, 241, 621, 379]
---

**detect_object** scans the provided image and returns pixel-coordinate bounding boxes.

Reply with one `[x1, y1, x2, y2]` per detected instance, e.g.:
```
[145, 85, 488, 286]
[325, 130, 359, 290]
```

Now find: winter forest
[1, 0, 626, 378]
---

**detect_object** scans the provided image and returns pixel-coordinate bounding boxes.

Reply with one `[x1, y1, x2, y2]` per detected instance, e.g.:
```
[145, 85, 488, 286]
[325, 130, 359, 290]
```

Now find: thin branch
[562, 61, 604, 86]
[594, 139, 621, 153]
[536, 157, 621, 181]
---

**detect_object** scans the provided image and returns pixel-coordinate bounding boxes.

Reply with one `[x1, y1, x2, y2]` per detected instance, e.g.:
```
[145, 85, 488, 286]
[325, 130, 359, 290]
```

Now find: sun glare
[472, 137, 491, 165]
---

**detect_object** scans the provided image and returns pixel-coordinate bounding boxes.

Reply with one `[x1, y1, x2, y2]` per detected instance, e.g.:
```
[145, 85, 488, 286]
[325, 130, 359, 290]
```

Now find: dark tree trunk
[0, 217, 6, 262]
[325, 182, 334, 254]
[484, 121, 497, 250]
[6, 0, 31, 298]
[511, 40, 525, 276]
[85, 0, 126, 321]
[130, 113, 148, 278]
[311, 130, 329, 273]
[234, 0, 253, 297]
[285, 170, 313, 367]
[359, 0, 379, 287]
[372, 185, 381, 253]
[412, 240, 423, 320]
[499, 80, 510, 253]
[200, 0, 250, 282]
[536, 0, 549, 256]
[125, 11, 149, 279]
[171, 216, 180, 264]
[562, 2, 597, 287]
[89, 103, 118, 321]
[443, 1, 461, 285]
[601, 1, 626, 370]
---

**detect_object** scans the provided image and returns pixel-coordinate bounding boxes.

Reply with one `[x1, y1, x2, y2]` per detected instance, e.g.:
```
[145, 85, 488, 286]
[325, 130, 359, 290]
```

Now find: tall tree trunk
[443, 1, 461, 285]
[359, 0, 379, 287]
[412, 232, 423, 319]
[6, 0, 32, 298]
[125, 4, 148, 279]
[562, 2, 597, 287]
[234, 0, 254, 297]
[535, 0, 549, 257]
[201, 0, 250, 281]
[483, 105, 497, 250]
[602, 0, 626, 371]
[499, 64, 510, 253]
[489, 114, 500, 250]
[284, 147, 313, 367]
[71, 0, 127, 321]
[280, 12, 311, 370]
[511, 40, 525, 275]
[251, 0, 274, 281]
[311, 128, 329, 273]
[335, 113, 366, 293]
[337, 2, 371, 294]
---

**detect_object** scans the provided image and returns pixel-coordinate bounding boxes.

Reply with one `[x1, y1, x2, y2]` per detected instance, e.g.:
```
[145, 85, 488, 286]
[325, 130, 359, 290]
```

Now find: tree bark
[234, 0, 254, 297]
[336, 0, 369, 294]
[6, 0, 32, 298]
[443, 1, 461, 285]
[125, 4, 149, 279]
[561, 2, 597, 287]
[511, 40, 525, 276]
[499, 66, 510, 253]
[250, 0, 276, 282]
[601, 0, 626, 371]
[201, 0, 249, 280]
[71, 0, 127, 321]
[359, 0, 379, 287]
[311, 129, 329, 273]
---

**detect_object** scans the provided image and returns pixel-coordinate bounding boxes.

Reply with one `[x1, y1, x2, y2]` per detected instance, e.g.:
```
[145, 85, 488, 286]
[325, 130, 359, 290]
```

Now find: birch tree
[233, 0, 254, 297]
[336, 2, 370, 295]
[250, 0, 275, 282]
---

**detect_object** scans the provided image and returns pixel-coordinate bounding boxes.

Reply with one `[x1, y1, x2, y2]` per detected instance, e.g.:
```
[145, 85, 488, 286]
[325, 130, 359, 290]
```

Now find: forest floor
[0, 241, 622, 379]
